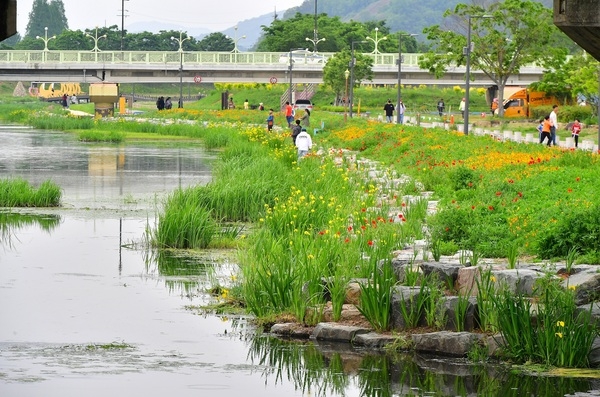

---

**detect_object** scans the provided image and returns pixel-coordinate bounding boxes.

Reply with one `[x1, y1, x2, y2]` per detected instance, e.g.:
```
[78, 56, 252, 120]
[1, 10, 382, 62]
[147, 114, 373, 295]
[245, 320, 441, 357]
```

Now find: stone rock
[420, 262, 463, 284]
[391, 259, 422, 284]
[322, 302, 368, 325]
[589, 337, 600, 368]
[437, 296, 478, 332]
[345, 282, 361, 305]
[456, 266, 482, 296]
[562, 268, 600, 306]
[412, 331, 483, 357]
[390, 285, 428, 330]
[492, 268, 542, 295]
[310, 323, 371, 342]
[353, 332, 397, 349]
[270, 323, 314, 338]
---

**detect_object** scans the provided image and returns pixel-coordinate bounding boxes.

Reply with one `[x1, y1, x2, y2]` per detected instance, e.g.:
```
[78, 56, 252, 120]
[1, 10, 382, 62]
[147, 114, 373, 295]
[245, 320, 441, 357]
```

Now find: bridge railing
[0, 50, 424, 67]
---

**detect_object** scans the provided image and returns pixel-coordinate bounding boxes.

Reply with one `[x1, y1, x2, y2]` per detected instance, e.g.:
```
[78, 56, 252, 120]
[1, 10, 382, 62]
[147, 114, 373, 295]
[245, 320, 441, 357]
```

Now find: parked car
[278, 51, 325, 64]
[293, 99, 313, 113]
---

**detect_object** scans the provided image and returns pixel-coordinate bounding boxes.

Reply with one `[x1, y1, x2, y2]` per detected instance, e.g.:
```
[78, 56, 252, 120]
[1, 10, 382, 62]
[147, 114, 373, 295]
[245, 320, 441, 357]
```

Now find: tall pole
[289, 48, 293, 105]
[36, 27, 55, 61]
[344, 69, 349, 122]
[121, 0, 125, 51]
[171, 31, 190, 108]
[314, 0, 318, 48]
[397, 34, 418, 124]
[464, 16, 473, 136]
[349, 40, 367, 119]
[464, 15, 491, 136]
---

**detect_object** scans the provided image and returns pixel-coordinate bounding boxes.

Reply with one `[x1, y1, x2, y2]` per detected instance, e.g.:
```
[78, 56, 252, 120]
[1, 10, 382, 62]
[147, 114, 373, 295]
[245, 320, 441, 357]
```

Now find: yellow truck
[500, 87, 562, 118]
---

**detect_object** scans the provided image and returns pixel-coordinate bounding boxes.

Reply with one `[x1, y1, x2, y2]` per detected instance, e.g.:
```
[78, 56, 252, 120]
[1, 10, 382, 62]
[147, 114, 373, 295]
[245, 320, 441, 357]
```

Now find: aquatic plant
[0, 178, 61, 207]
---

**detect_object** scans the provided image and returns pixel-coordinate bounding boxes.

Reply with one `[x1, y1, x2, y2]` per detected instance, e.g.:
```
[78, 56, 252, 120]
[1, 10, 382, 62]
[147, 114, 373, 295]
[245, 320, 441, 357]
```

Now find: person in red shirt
[284, 101, 294, 127]
[571, 119, 582, 148]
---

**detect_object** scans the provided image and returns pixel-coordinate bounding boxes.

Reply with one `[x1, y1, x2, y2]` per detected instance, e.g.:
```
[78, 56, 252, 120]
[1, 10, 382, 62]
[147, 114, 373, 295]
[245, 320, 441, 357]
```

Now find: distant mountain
[284, 0, 554, 36]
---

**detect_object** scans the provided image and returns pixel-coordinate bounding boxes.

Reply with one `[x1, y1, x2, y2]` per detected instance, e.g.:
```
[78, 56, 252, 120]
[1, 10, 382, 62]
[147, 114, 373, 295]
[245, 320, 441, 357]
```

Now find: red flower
[488, 206, 494, 211]
[361, 225, 366, 230]
[318, 231, 325, 235]
[347, 226, 353, 232]
[367, 240, 374, 246]
[517, 192, 523, 197]
[445, 227, 450, 232]
[471, 205, 476, 210]
[568, 188, 573, 193]
[344, 238, 350, 243]
[401, 202, 406, 207]
[452, 200, 456, 204]
[495, 191, 502, 196]
[576, 177, 581, 182]
[361, 208, 366, 212]
[508, 179, 514, 184]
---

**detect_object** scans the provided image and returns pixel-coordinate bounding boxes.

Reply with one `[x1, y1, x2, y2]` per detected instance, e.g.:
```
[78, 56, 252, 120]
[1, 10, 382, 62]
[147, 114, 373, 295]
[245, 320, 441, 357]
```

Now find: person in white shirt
[459, 97, 466, 119]
[549, 105, 559, 146]
[397, 99, 406, 124]
[295, 128, 313, 161]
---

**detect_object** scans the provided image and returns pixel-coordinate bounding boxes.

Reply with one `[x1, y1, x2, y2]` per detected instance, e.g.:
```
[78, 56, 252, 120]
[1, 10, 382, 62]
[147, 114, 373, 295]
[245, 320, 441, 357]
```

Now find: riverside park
[2, 82, 600, 397]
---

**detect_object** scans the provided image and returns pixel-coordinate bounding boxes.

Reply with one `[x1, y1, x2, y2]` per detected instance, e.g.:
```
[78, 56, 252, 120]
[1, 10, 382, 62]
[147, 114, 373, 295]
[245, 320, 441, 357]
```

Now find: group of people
[266, 101, 312, 161]
[538, 105, 582, 148]
[156, 96, 173, 110]
[436, 98, 469, 119]
[383, 99, 406, 123]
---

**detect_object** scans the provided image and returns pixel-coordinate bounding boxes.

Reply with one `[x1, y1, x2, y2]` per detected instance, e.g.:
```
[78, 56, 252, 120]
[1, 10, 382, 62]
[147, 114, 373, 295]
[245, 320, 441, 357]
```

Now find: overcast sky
[17, 0, 305, 34]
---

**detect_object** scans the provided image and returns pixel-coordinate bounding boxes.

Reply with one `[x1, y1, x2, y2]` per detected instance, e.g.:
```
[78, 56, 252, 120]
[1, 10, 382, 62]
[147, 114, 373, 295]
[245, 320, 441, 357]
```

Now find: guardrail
[0, 50, 423, 67]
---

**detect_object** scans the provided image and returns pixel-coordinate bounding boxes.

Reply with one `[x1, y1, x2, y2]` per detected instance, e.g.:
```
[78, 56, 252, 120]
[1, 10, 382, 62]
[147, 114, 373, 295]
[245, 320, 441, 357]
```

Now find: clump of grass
[153, 188, 217, 249]
[357, 259, 396, 331]
[0, 178, 61, 207]
[78, 130, 125, 142]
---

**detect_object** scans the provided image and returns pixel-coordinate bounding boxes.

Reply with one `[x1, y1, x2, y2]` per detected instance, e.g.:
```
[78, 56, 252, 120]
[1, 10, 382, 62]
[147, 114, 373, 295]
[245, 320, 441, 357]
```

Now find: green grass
[0, 178, 61, 207]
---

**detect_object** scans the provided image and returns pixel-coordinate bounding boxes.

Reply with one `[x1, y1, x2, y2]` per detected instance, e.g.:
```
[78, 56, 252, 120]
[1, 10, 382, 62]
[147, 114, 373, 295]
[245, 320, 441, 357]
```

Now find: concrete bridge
[0, 50, 544, 87]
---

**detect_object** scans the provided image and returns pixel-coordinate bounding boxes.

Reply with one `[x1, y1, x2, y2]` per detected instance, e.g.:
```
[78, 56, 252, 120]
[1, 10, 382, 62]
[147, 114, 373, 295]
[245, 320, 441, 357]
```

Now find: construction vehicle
[29, 82, 88, 103]
[498, 87, 563, 118]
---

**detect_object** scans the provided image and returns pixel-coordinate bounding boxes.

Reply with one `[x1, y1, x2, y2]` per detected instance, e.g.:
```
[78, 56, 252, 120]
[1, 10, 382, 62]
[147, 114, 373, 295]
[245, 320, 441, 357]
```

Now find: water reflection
[0, 210, 61, 248]
[248, 336, 596, 397]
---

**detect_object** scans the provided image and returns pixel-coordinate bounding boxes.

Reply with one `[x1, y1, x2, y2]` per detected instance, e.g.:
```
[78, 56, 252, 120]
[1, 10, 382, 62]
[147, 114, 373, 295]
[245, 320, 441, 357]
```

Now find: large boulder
[412, 331, 483, 357]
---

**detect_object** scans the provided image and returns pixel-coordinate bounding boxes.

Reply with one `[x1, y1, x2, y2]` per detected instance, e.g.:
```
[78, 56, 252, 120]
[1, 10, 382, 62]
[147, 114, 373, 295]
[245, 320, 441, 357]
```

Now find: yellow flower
[556, 321, 565, 327]
[568, 285, 576, 291]
[490, 276, 496, 283]
[555, 332, 563, 338]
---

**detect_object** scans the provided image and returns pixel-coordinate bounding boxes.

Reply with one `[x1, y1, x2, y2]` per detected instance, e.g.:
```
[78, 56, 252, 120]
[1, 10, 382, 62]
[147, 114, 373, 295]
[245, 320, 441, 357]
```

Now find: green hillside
[286, 0, 553, 34]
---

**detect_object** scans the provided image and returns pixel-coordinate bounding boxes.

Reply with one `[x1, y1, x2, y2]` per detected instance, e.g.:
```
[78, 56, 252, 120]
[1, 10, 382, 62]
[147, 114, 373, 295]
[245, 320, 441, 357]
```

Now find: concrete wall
[554, 0, 600, 61]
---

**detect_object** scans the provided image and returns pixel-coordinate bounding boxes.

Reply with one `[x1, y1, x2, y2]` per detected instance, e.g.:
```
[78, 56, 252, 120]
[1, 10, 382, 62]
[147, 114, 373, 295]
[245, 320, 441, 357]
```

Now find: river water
[0, 126, 598, 396]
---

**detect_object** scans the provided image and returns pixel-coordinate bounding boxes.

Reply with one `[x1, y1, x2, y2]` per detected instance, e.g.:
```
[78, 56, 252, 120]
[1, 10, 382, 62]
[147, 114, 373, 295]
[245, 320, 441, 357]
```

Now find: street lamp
[171, 31, 190, 108]
[86, 27, 107, 52]
[349, 40, 367, 118]
[288, 48, 306, 106]
[36, 26, 55, 62]
[397, 33, 418, 124]
[305, 36, 325, 53]
[120, 0, 129, 51]
[230, 26, 246, 53]
[344, 69, 350, 122]
[464, 14, 492, 135]
[366, 27, 387, 54]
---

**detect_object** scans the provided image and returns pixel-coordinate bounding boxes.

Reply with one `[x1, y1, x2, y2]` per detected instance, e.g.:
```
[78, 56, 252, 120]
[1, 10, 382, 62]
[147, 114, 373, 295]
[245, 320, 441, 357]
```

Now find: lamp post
[344, 68, 350, 122]
[36, 27, 55, 62]
[366, 27, 387, 54]
[305, 36, 325, 53]
[86, 27, 107, 52]
[397, 33, 418, 124]
[171, 31, 190, 108]
[230, 26, 246, 53]
[349, 40, 367, 118]
[464, 15, 491, 135]
[121, 0, 129, 51]
[288, 48, 306, 106]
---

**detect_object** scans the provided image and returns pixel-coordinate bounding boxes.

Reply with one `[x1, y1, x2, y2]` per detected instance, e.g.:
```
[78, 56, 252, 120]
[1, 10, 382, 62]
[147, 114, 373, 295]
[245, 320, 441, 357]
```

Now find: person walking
[291, 119, 302, 145]
[284, 101, 294, 127]
[295, 128, 313, 161]
[540, 115, 552, 146]
[437, 98, 445, 117]
[383, 99, 395, 123]
[397, 99, 406, 124]
[266, 109, 275, 131]
[571, 119, 582, 148]
[243, 99, 249, 110]
[549, 105, 559, 146]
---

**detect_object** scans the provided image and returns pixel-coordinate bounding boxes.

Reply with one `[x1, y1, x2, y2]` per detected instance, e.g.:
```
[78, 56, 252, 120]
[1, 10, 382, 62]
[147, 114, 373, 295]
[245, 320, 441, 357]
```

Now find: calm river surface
[0, 126, 598, 397]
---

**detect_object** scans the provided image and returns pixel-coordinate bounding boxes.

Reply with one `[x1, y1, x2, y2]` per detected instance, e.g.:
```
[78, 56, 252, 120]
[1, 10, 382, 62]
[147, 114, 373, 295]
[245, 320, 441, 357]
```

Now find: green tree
[323, 50, 374, 104]
[419, 0, 561, 116]
[198, 32, 233, 52]
[256, 12, 389, 53]
[25, 0, 69, 39]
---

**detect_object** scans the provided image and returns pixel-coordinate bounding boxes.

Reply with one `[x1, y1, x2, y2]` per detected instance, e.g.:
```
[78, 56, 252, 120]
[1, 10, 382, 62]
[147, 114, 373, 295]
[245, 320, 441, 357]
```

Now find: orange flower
[488, 206, 494, 211]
